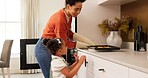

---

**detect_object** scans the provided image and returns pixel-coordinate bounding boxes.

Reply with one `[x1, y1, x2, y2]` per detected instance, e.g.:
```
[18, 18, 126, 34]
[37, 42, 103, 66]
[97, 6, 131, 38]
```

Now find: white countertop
[78, 49, 148, 74]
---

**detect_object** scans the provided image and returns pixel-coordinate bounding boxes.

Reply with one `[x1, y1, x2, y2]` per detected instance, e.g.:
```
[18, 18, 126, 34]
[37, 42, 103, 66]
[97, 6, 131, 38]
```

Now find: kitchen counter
[77, 49, 148, 74]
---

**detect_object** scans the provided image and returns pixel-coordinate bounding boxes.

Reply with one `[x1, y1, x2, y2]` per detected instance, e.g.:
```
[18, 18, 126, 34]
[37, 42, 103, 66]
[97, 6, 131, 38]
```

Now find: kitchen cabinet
[77, 52, 97, 78]
[129, 69, 148, 78]
[77, 49, 148, 78]
[77, 51, 129, 78]
[77, 51, 86, 78]
[98, 0, 137, 5]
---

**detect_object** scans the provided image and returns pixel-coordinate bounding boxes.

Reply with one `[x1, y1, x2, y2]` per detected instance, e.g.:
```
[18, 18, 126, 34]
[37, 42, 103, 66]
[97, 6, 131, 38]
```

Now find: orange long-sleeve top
[42, 9, 76, 49]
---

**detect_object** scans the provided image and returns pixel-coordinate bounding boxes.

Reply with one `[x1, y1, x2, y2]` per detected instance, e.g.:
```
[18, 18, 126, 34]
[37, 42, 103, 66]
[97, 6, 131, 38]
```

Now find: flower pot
[106, 31, 122, 47]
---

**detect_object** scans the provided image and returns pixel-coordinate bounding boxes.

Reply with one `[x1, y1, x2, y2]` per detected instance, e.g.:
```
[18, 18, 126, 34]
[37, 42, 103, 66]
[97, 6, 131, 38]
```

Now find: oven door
[20, 39, 40, 70]
[65, 49, 77, 65]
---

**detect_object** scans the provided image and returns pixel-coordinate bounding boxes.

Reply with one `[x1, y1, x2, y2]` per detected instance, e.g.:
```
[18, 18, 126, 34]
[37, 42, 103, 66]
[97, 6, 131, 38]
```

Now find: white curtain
[21, 0, 39, 39]
[21, 0, 39, 73]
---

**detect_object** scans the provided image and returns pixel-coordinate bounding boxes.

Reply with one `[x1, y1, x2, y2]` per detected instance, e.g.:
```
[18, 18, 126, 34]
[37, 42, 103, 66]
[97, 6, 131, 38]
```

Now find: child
[43, 38, 86, 78]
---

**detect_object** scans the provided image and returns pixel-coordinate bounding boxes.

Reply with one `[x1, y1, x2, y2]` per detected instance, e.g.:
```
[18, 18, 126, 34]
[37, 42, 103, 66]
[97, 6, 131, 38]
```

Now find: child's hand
[74, 53, 79, 62]
[79, 55, 86, 64]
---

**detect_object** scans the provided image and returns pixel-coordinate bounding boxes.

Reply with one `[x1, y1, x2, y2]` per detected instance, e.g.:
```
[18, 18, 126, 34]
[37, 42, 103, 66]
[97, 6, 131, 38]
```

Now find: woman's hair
[43, 38, 63, 55]
[66, 0, 86, 6]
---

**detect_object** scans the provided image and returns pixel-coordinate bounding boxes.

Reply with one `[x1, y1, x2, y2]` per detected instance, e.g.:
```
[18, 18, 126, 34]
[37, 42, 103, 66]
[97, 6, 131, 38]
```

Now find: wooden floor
[0, 72, 43, 78]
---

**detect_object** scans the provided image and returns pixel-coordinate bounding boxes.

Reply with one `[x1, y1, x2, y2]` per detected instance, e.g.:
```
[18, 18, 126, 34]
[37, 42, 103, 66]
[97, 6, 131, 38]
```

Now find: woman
[35, 0, 86, 78]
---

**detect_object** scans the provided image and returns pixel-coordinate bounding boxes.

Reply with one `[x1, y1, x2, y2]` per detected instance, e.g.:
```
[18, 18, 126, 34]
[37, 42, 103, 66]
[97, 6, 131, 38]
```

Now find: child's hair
[43, 38, 63, 55]
[66, 0, 86, 6]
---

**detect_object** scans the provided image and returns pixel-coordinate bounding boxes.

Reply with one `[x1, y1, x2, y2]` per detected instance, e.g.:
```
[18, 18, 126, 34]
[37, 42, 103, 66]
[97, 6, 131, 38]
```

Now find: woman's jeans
[35, 38, 51, 78]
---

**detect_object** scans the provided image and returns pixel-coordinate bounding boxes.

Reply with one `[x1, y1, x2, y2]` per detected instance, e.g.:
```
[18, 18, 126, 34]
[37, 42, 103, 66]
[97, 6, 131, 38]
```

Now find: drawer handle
[98, 69, 105, 72]
[85, 59, 88, 67]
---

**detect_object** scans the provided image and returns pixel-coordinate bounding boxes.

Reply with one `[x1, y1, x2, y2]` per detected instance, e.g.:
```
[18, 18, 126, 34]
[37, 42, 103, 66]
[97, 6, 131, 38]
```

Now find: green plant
[98, 16, 132, 35]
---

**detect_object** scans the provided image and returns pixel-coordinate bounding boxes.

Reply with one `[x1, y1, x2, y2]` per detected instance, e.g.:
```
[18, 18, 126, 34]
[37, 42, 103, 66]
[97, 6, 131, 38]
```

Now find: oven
[64, 49, 77, 65]
[20, 39, 77, 70]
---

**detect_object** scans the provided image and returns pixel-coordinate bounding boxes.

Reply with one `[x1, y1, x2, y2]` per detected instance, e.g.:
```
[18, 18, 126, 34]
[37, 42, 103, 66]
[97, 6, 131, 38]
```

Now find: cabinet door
[129, 69, 148, 78]
[77, 52, 87, 78]
[93, 56, 129, 78]
[77, 52, 97, 78]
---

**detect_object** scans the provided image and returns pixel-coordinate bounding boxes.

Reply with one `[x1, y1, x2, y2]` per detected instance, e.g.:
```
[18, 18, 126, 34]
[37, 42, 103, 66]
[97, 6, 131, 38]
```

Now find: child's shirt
[51, 55, 68, 78]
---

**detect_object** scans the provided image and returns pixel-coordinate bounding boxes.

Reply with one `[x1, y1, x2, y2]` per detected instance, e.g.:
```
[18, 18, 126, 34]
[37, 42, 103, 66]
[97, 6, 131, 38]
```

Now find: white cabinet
[77, 52, 97, 78]
[77, 51, 129, 78]
[129, 69, 148, 78]
[77, 52, 99, 78]
[77, 49, 148, 78]
[77, 52, 87, 78]
[94, 56, 129, 78]
[98, 0, 137, 5]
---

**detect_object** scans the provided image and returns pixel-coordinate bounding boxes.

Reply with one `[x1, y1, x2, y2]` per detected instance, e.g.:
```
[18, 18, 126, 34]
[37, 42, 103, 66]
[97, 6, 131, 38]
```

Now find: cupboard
[77, 49, 148, 78]
[98, 0, 137, 5]
[77, 52, 128, 78]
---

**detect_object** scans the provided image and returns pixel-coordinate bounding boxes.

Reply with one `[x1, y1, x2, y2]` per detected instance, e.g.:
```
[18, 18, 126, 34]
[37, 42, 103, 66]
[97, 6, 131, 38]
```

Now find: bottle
[134, 31, 139, 51]
[134, 26, 139, 51]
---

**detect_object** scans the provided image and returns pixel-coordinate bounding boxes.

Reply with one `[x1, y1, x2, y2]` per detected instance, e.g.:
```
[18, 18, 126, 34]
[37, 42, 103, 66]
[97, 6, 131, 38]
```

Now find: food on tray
[87, 45, 120, 51]
[97, 45, 110, 48]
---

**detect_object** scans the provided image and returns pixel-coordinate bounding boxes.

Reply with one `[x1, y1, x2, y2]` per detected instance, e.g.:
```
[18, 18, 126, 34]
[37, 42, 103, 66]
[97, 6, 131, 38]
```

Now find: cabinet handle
[98, 69, 105, 72]
[85, 59, 88, 67]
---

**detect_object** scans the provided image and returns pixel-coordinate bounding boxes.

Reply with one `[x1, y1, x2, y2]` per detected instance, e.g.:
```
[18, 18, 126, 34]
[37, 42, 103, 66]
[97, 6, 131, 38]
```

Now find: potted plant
[98, 16, 132, 47]
[98, 16, 132, 36]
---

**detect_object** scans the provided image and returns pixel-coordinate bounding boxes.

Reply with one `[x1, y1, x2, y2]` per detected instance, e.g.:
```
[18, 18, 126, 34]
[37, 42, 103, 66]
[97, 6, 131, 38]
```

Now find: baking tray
[87, 45, 120, 51]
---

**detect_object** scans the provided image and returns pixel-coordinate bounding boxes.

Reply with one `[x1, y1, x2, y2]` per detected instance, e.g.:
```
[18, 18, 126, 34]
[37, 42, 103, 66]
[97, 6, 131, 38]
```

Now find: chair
[0, 40, 13, 78]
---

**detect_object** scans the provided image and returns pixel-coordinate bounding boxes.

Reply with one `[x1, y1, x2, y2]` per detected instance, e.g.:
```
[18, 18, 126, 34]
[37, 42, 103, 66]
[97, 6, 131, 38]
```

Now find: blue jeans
[35, 38, 51, 78]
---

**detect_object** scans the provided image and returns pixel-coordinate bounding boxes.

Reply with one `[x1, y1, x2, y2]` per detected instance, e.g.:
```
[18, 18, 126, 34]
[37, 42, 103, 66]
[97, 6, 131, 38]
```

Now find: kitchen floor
[0, 72, 43, 78]
[0, 73, 79, 78]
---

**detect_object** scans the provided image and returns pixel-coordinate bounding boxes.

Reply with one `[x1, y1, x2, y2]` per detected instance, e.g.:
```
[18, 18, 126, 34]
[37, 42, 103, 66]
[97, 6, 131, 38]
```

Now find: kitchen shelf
[98, 0, 137, 5]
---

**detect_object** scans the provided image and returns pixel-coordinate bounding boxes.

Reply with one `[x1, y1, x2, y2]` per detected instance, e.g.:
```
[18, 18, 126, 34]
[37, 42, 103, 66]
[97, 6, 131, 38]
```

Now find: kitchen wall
[121, 0, 148, 43]
[77, 0, 120, 44]
[38, 0, 65, 36]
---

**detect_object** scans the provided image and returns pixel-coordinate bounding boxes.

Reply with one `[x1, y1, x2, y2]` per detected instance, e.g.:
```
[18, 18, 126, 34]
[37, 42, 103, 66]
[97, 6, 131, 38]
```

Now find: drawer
[92, 56, 129, 78]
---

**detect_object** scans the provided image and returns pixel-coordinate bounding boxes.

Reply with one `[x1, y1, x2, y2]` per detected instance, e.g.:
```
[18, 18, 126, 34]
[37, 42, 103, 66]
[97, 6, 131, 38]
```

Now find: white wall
[77, 0, 120, 44]
[38, 0, 65, 36]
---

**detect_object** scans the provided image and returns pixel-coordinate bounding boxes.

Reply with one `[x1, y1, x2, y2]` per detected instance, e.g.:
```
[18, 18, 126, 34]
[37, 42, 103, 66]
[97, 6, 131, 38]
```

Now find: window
[0, 0, 21, 54]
